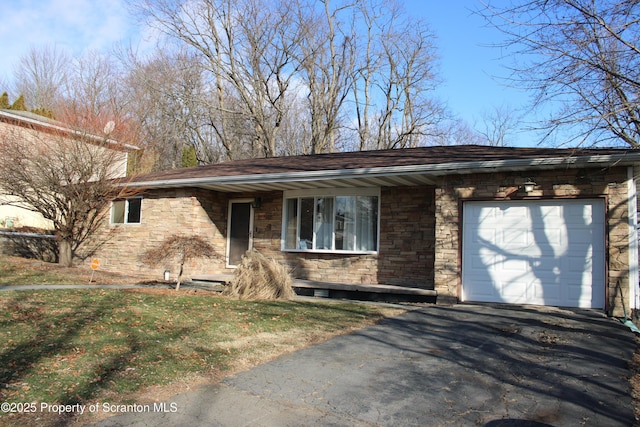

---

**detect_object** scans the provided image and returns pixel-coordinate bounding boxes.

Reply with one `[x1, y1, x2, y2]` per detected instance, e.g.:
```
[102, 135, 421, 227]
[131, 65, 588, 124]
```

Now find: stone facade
[86, 188, 229, 280]
[433, 166, 632, 315]
[377, 186, 435, 287]
[87, 185, 437, 288]
[86, 165, 634, 315]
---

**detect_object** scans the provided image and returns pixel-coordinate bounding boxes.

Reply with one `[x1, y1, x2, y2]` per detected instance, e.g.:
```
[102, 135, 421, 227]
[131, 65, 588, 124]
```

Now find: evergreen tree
[182, 146, 198, 168]
[0, 92, 9, 109]
[31, 108, 54, 119]
[10, 94, 27, 111]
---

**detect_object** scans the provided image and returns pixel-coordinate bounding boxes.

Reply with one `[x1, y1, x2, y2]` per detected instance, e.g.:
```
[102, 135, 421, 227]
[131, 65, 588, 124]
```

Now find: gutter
[128, 152, 640, 190]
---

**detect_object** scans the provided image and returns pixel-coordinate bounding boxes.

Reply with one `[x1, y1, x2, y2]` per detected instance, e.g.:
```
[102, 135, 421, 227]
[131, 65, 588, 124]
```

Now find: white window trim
[110, 197, 142, 225]
[281, 187, 380, 254]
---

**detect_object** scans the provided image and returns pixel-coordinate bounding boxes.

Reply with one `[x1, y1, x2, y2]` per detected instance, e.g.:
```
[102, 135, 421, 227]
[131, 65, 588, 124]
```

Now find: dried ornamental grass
[226, 250, 295, 300]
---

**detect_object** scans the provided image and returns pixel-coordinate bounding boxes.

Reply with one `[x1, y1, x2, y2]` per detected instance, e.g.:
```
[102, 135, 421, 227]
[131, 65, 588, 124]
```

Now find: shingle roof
[128, 145, 640, 192]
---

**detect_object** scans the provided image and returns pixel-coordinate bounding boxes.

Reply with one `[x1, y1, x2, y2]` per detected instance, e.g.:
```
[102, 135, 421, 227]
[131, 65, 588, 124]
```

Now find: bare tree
[0, 121, 139, 266]
[480, 0, 640, 147]
[126, 0, 446, 160]
[132, 0, 304, 159]
[123, 48, 228, 169]
[352, 0, 444, 150]
[294, 0, 356, 154]
[13, 45, 71, 112]
[61, 51, 123, 129]
[478, 104, 521, 146]
[431, 119, 485, 146]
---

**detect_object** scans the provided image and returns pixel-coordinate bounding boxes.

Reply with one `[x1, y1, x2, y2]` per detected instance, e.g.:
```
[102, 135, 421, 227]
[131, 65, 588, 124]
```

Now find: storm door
[227, 200, 254, 267]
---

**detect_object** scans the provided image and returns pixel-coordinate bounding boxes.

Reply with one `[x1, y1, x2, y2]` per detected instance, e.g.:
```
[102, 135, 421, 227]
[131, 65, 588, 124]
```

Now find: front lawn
[0, 257, 404, 426]
[0, 256, 146, 286]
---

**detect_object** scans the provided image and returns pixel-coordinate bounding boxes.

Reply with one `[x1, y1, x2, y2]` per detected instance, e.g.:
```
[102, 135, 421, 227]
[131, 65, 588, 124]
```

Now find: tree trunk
[175, 262, 184, 291]
[58, 239, 73, 267]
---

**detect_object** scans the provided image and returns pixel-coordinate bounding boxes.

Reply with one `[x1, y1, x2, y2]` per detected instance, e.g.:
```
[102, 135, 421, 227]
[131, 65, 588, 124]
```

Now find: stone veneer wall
[433, 166, 632, 315]
[256, 186, 435, 286]
[250, 191, 380, 284]
[377, 186, 435, 287]
[85, 188, 230, 280]
[87, 186, 437, 287]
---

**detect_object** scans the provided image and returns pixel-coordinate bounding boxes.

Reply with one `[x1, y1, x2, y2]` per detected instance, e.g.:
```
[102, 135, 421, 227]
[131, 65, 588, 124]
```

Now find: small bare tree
[142, 234, 220, 290]
[0, 118, 139, 266]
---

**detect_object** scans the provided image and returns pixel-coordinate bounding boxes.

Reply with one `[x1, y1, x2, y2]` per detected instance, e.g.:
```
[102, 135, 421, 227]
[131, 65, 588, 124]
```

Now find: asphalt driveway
[91, 304, 637, 427]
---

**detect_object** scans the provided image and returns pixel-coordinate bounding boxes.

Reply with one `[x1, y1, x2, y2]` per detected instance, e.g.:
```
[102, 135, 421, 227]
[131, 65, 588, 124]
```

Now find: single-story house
[88, 145, 640, 316]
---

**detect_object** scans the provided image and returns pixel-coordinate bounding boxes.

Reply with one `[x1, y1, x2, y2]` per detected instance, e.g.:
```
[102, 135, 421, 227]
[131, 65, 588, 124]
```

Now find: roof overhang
[128, 152, 640, 193]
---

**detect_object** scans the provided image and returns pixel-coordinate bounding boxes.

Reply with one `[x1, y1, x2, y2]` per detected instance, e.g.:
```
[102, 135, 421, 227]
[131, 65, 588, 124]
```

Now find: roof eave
[128, 152, 640, 192]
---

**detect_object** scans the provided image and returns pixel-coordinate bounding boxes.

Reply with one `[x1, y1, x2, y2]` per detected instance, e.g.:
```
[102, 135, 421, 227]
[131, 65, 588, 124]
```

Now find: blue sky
[0, 0, 534, 145]
[419, 2, 530, 129]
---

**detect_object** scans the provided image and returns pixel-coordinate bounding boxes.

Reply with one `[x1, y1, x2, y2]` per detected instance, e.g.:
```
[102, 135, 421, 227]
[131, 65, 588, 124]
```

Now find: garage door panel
[567, 284, 590, 304]
[562, 254, 593, 273]
[567, 231, 595, 247]
[501, 259, 529, 273]
[536, 205, 562, 221]
[537, 283, 560, 304]
[564, 203, 596, 221]
[462, 199, 605, 309]
[473, 283, 498, 298]
[476, 226, 497, 241]
[500, 280, 532, 298]
[501, 228, 532, 247]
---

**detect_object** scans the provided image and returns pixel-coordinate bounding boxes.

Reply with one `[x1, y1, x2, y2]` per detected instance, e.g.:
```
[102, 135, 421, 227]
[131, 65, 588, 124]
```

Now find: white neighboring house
[0, 109, 139, 231]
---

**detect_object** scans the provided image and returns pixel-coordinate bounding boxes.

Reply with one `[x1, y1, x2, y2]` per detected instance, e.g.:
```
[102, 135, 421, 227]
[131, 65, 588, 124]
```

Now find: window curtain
[299, 198, 314, 249]
[336, 196, 356, 250]
[284, 198, 298, 249]
[356, 196, 378, 251]
[315, 197, 334, 250]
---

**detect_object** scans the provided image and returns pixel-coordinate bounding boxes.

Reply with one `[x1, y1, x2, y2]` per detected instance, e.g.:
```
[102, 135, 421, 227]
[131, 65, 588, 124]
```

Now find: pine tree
[0, 92, 9, 109]
[31, 108, 54, 119]
[182, 146, 198, 168]
[10, 94, 27, 111]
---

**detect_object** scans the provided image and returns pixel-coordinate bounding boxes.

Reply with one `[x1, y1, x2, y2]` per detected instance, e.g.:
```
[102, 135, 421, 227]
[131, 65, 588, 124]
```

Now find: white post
[628, 166, 639, 311]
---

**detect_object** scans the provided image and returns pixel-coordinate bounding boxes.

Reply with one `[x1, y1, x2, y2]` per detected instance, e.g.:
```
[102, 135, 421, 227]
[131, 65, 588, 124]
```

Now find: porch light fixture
[522, 178, 537, 193]
[252, 197, 262, 209]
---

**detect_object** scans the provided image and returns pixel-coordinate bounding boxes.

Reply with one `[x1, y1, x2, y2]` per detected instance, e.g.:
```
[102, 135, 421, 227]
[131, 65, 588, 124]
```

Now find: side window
[111, 200, 126, 224]
[111, 198, 142, 224]
[126, 198, 142, 223]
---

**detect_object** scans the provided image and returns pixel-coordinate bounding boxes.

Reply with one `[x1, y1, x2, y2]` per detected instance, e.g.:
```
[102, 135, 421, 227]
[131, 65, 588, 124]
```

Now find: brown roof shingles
[131, 144, 637, 183]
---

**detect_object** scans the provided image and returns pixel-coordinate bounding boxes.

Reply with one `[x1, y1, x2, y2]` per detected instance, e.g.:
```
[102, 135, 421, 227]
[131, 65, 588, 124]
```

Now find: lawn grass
[0, 257, 405, 426]
[0, 256, 143, 286]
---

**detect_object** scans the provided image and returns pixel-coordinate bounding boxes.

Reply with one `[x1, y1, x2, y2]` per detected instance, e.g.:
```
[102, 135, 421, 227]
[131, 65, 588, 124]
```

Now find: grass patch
[0, 256, 405, 426]
[0, 256, 145, 286]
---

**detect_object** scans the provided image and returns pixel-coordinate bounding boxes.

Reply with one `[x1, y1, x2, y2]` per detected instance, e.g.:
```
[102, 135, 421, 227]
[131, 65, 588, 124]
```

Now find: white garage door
[462, 199, 605, 308]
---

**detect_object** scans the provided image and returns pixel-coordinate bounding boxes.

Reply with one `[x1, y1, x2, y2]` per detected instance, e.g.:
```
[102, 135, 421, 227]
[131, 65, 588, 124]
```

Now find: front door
[227, 201, 253, 267]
